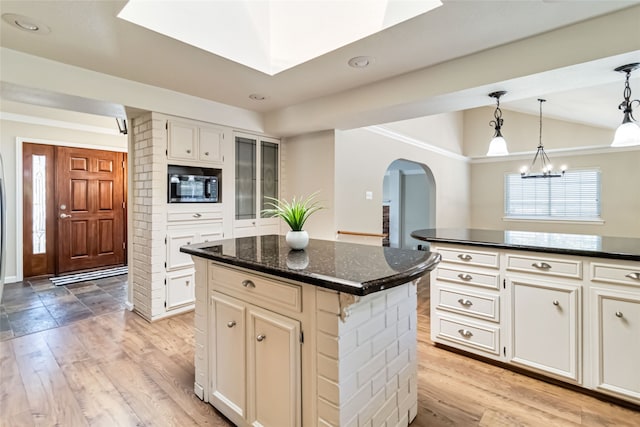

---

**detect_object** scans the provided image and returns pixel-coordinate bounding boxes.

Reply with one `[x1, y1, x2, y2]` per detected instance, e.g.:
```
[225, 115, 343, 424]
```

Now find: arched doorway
[383, 160, 435, 249]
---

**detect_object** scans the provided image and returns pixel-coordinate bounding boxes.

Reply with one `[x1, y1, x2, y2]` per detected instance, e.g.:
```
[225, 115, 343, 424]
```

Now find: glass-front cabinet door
[234, 133, 280, 237]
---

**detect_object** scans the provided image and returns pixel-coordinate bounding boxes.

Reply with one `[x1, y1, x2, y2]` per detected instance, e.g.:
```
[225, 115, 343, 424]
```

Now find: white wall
[335, 119, 470, 238]
[280, 131, 336, 240]
[466, 108, 640, 237]
[0, 106, 127, 282]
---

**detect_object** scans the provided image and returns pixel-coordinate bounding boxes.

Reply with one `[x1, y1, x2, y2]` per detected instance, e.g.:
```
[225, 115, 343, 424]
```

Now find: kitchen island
[181, 235, 441, 427]
[411, 228, 640, 405]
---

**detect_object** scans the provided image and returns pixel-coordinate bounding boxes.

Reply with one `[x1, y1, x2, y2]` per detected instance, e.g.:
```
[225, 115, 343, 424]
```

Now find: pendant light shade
[612, 63, 640, 147]
[487, 91, 509, 156]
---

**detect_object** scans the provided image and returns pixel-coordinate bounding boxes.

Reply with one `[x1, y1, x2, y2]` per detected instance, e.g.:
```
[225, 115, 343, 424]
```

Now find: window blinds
[505, 169, 600, 219]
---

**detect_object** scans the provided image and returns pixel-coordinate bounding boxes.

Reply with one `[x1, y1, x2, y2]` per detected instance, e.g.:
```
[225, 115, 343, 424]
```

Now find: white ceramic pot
[286, 230, 309, 250]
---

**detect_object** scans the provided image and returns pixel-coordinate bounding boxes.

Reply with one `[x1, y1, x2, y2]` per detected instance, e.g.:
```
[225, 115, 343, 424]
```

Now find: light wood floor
[1, 283, 638, 426]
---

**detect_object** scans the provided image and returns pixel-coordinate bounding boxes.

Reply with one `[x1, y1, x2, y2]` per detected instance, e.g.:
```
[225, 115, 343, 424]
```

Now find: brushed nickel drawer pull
[458, 298, 473, 307]
[458, 329, 473, 338]
[256, 334, 266, 342]
[615, 311, 624, 318]
[457, 254, 473, 261]
[458, 273, 473, 281]
[552, 300, 559, 306]
[532, 262, 552, 270]
[242, 279, 255, 288]
[227, 320, 236, 328]
[625, 272, 640, 281]
[193, 213, 202, 218]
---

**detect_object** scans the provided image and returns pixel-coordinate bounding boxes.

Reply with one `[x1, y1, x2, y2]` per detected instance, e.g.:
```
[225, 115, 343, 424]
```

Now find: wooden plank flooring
[1, 282, 638, 426]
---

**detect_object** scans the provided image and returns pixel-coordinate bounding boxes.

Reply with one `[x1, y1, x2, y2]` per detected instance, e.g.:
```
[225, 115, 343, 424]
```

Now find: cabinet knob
[204, 151, 209, 156]
[457, 254, 472, 261]
[193, 213, 202, 218]
[457, 273, 473, 281]
[552, 300, 559, 306]
[242, 279, 255, 288]
[458, 298, 473, 307]
[187, 241, 191, 245]
[186, 149, 191, 154]
[625, 272, 640, 281]
[256, 334, 266, 342]
[532, 262, 552, 270]
[227, 320, 236, 328]
[186, 280, 190, 286]
[615, 311, 624, 318]
[458, 329, 473, 338]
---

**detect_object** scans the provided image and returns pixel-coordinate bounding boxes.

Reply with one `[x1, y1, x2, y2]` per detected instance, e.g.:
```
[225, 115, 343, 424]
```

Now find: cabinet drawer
[591, 262, 640, 287]
[506, 254, 582, 279]
[438, 247, 499, 269]
[210, 264, 302, 313]
[168, 211, 222, 222]
[436, 266, 500, 290]
[435, 315, 500, 355]
[436, 287, 499, 322]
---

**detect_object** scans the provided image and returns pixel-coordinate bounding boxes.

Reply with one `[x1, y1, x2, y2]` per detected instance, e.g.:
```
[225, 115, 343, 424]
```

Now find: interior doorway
[383, 159, 435, 249]
[22, 142, 127, 278]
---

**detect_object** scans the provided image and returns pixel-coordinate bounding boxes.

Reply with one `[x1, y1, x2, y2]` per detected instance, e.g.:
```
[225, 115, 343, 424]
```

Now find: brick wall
[130, 113, 168, 320]
[316, 283, 418, 426]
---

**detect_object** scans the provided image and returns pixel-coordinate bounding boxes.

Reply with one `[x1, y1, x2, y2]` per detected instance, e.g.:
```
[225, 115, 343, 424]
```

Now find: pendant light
[486, 91, 509, 156]
[521, 99, 566, 179]
[611, 63, 640, 147]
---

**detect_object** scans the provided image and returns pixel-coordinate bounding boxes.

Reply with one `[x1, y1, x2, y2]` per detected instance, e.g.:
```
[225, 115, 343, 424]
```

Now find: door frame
[15, 137, 127, 281]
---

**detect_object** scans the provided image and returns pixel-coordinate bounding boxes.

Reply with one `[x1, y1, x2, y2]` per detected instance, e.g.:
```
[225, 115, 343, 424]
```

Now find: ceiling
[1, 0, 639, 132]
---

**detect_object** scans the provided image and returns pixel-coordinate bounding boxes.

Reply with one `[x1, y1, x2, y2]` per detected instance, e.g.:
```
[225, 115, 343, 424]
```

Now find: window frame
[503, 168, 602, 223]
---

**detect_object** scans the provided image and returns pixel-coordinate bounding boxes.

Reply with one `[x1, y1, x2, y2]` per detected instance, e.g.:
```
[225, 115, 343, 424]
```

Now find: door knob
[60, 213, 72, 219]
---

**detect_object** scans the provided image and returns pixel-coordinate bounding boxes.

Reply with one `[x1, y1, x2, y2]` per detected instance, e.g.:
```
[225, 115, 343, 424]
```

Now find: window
[505, 169, 601, 220]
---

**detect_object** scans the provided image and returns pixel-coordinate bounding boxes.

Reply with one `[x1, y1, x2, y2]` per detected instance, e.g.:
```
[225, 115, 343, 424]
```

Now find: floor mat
[49, 266, 128, 286]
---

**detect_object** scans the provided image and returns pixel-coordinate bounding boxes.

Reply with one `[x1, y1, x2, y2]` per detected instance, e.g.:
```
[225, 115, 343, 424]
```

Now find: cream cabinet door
[510, 278, 581, 382]
[592, 288, 640, 402]
[199, 126, 225, 163]
[166, 230, 197, 271]
[168, 121, 197, 161]
[166, 270, 195, 310]
[210, 292, 247, 420]
[248, 305, 301, 427]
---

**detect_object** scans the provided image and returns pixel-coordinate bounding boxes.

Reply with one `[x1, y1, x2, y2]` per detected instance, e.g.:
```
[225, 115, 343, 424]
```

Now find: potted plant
[262, 192, 324, 250]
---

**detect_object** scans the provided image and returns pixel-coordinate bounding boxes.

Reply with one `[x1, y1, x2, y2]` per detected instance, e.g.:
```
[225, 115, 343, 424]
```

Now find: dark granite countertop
[411, 228, 640, 262]
[180, 235, 441, 296]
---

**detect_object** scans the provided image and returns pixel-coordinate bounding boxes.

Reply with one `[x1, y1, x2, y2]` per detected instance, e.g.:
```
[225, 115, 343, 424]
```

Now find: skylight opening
[118, 0, 442, 76]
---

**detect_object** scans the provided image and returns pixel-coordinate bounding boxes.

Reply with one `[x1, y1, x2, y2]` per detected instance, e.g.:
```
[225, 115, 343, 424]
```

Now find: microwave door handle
[205, 178, 211, 198]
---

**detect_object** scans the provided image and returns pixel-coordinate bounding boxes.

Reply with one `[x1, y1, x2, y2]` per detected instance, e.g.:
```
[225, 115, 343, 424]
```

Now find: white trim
[15, 137, 127, 281]
[1, 112, 121, 136]
[471, 144, 640, 163]
[364, 125, 469, 162]
[503, 216, 605, 225]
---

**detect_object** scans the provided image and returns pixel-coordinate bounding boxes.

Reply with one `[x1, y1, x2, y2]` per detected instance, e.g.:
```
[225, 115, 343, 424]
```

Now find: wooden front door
[56, 146, 126, 274]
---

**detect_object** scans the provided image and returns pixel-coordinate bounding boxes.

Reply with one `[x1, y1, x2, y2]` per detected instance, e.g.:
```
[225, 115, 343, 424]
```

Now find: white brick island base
[315, 285, 418, 426]
[193, 258, 421, 427]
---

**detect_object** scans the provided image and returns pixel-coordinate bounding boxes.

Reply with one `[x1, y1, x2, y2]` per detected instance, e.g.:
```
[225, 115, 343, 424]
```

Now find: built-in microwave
[168, 165, 221, 203]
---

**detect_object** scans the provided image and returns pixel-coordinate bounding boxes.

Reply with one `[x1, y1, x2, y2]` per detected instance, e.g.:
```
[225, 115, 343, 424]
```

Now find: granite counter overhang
[411, 228, 640, 262]
[180, 234, 441, 296]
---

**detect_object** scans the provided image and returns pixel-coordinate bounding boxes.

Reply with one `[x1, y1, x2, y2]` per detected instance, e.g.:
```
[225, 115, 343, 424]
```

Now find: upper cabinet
[168, 119, 229, 165]
[234, 132, 280, 237]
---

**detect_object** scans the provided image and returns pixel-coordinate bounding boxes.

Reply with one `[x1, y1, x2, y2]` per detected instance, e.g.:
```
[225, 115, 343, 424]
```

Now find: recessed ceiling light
[348, 56, 374, 69]
[249, 94, 268, 101]
[2, 13, 50, 34]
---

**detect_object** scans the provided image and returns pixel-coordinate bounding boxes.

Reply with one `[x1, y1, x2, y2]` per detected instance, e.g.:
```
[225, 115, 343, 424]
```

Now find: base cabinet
[430, 243, 640, 405]
[209, 291, 301, 427]
[510, 279, 580, 382]
[591, 288, 640, 401]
